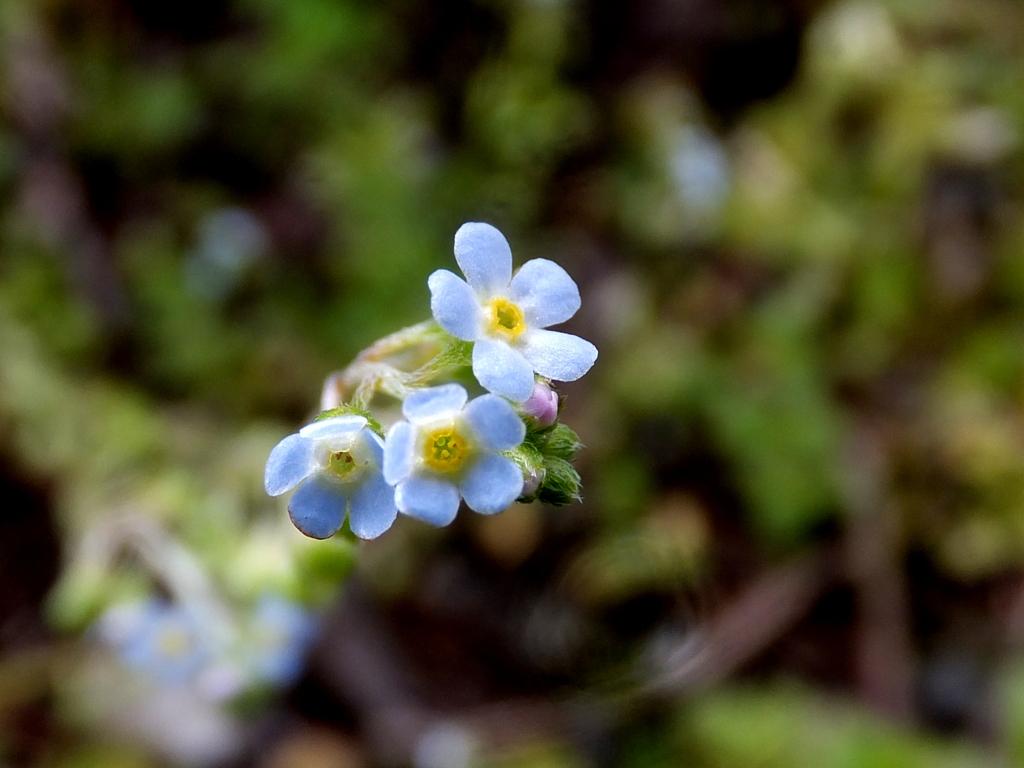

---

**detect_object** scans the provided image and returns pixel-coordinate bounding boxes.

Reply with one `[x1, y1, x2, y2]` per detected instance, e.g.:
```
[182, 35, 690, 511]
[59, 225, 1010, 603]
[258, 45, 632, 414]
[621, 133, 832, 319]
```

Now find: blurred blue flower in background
[428, 222, 598, 401]
[98, 600, 211, 685]
[265, 414, 397, 540]
[669, 124, 730, 219]
[384, 384, 526, 526]
[184, 207, 269, 302]
[246, 595, 316, 687]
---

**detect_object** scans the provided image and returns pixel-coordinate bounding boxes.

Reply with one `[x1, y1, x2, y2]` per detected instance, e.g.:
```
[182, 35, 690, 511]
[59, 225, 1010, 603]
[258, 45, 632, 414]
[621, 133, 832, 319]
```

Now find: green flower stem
[354, 320, 443, 365]
[54, 515, 238, 643]
[321, 320, 472, 412]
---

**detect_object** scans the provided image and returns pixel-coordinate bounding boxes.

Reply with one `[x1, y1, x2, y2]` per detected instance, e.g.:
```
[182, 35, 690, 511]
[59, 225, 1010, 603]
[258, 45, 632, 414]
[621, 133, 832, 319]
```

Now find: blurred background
[4, 0, 1024, 766]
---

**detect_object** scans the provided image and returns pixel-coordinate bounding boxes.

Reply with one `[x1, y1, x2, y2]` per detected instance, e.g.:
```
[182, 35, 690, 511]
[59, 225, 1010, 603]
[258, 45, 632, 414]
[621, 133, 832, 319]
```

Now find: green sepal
[510, 421, 584, 506]
[507, 438, 545, 503]
[539, 423, 583, 461]
[537, 456, 582, 506]
[314, 404, 385, 438]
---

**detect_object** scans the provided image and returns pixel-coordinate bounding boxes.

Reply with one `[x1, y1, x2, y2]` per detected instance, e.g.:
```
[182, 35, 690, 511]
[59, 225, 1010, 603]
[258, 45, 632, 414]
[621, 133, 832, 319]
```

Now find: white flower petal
[383, 421, 416, 485]
[472, 339, 535, 402]
[509, 258, 581, 328]
[359, 429, 385, 467]
[288, 474, 348, 539]
[396, 476, 460, 526]
[454, 222, 512, 296]
[299, 414, 367, 440]
[459, 453, 523, 514]
[403, 383, 468, 423]
[265, 434, 316, 496]
[429, 269, 482, 341]
[348, 471, 398, 540]
[464, 394, 526, 451]
[518, 329, 597, 382]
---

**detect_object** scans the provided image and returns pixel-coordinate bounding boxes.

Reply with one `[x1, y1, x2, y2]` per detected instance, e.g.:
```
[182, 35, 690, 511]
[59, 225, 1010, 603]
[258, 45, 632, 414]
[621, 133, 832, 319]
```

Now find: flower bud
[522, 382, 559, 427]
[519, 466, 545, 501]
[537, 457, 582, 506]
[541, 423, 582, 461]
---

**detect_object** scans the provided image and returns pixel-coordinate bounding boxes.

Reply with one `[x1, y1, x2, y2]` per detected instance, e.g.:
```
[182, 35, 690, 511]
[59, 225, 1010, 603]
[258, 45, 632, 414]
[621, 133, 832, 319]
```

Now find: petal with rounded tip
[454, 222, 512, 296]
[299, 414, 367, 440]
[265, 434, 316, 496]
[359, 429, 385, 467]
[402, 383, 468, 422]
[383, 421, 416, 485]
[348, 471, 398, 539]
[459, 453, 524, 514]
[464, 394, 525, 451]
[288, 474, 348, 539]
[518, 330, 597, 382]
[472, 339, 535, 402]
[429, 270, 481, 341]
[509, 258, 581, 328]
[396, 476, 460, 527]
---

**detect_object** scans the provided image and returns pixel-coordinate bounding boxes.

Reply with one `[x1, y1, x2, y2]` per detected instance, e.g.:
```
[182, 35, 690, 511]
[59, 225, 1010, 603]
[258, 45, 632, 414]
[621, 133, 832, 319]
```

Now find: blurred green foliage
[5, 0, 1024, 765]
[678, 684, 992, 768]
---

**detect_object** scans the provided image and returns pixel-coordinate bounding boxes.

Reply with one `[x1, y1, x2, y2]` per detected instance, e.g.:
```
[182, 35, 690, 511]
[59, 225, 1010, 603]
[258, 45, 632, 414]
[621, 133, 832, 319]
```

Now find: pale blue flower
[185, 207, 269, 301]
[265, 415, 397, 540]
[428, 222, 598, 401]
[383, 384, 526, 526]
[98, 600, 210, 685]
[246, 595, 316, 687]
[670, 125, 730, 217]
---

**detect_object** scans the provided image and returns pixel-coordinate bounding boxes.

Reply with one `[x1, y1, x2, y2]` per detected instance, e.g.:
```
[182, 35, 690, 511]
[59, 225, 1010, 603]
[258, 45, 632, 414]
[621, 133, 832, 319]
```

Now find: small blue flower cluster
[97, 595, 316, 694]
[265, 222, 597, 540]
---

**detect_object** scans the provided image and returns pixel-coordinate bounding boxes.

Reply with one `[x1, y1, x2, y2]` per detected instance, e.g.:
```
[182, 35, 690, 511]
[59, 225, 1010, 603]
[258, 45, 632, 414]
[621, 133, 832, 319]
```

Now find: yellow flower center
[486, 297, 526, 341]
[158, 628, 192, 658]
[327, 450, 361, 480]
[422, 426, 471, 473]
[254, 625, 287, 651]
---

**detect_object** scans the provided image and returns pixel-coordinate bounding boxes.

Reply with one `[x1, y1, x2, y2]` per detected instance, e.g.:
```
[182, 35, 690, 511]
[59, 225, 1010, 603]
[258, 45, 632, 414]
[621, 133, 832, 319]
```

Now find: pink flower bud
[522, 382, 559, 427]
